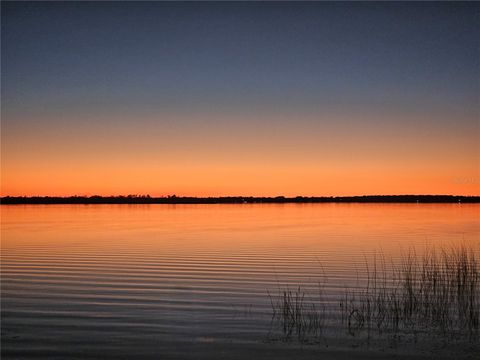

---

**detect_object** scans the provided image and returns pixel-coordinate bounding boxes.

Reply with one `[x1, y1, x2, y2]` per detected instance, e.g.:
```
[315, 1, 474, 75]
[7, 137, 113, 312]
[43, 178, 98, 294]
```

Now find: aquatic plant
[269, 245, 480, 343]
[269, 283, 327, 341]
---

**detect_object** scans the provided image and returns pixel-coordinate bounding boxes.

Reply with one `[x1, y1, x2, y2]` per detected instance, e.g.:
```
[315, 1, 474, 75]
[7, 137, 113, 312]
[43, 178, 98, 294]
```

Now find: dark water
[1, 204, 479, 359]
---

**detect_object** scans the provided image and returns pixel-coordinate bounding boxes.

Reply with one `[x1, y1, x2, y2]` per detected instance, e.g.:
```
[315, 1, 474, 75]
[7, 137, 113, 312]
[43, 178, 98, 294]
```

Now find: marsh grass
[268, 282, 327, 342]
[269, 245, 479, 344]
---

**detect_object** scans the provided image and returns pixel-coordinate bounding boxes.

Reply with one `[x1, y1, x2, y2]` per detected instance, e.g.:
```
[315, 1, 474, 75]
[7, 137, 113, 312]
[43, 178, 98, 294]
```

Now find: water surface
[1, 204, 479, 358]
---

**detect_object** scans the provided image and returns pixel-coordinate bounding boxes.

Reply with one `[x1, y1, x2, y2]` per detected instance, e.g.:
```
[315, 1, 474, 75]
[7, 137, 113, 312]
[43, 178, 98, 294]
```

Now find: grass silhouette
[269, 245, 479, 344]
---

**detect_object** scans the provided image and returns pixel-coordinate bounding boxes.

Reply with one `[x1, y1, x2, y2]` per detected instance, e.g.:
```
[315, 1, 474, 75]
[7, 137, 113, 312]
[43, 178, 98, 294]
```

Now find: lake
[1, 204, 479, 359]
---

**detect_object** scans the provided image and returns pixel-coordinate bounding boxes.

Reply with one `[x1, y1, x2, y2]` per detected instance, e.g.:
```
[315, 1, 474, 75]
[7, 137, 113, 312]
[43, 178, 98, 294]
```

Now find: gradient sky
[1, 2, 479, 196]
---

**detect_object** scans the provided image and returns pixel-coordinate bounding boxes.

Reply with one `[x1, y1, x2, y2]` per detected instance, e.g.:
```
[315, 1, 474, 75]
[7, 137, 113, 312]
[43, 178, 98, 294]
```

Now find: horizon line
[2, 194, 479, 205]
[1, 194, 479, 198]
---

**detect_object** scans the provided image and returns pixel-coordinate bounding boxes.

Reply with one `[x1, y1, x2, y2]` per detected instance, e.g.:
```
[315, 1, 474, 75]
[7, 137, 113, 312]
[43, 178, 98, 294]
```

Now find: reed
[269, 245, 479, 343]
[269, 283, 327, 341]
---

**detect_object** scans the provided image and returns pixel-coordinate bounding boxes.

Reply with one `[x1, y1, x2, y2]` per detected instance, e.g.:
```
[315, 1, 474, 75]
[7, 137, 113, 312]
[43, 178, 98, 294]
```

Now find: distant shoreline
[1, 195, 479, 204]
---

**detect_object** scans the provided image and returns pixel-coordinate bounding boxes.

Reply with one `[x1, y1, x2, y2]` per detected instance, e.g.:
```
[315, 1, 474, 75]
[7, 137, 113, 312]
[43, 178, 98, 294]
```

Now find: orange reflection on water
[2, 204, 479, 264]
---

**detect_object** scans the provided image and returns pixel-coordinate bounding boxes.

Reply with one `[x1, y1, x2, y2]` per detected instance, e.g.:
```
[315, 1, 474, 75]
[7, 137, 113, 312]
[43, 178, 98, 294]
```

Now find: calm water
[1, 204, 479, 359]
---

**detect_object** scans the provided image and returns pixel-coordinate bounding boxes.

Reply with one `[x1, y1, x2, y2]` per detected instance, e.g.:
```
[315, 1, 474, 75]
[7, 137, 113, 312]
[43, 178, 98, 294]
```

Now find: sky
[1, 2, 479, 197]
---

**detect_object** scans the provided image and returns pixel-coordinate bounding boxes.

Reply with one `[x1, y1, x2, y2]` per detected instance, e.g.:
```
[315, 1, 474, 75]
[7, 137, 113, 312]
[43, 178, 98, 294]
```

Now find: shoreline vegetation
[1, 195, 479, 205]
[268, 245, 480, 345]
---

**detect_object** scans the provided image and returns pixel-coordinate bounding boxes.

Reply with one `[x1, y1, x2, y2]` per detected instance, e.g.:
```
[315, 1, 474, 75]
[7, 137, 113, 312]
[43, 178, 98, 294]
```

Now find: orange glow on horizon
[2, 112, 478, 197]
[2, 162, 479, 197]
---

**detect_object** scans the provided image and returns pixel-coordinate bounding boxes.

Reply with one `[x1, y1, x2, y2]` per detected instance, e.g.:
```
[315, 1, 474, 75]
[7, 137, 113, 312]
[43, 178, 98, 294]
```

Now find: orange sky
[2, 112, 479, 197]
